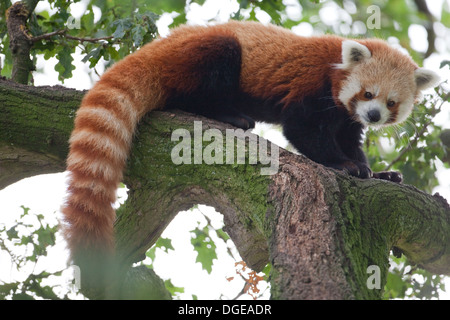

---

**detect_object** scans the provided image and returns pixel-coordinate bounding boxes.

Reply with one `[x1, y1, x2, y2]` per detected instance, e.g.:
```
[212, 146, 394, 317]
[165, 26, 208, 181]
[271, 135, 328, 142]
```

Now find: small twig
[31, 29, 114, 43]
[30, 29, 65, 41]
[65, 34, 114, 43]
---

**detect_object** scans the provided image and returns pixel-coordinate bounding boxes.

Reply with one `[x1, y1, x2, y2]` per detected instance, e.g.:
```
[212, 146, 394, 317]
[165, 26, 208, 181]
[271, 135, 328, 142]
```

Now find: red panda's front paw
[372, 171, 403, 183]
[329, 160, 372, 179]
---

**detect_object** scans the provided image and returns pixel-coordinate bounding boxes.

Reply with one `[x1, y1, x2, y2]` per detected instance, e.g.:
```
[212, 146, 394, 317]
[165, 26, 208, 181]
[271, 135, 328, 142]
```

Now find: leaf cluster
[384, 255, 446, 300]
[0, 206, 78, 300]
[0, 0, 160, 81]
[144, 206, 268, 300]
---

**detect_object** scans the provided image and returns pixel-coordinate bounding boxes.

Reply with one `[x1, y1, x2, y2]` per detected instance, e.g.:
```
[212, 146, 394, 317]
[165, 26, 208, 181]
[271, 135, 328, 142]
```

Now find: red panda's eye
[364, 92, 373, 99]
[387, 100, 396, 107]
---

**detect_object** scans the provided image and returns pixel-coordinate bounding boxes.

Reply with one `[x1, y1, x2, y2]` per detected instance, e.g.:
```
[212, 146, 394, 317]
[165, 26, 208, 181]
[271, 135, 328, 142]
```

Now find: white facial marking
[355, 100, 390, 126]
[338, 75, 361, 105]
[395, 98, 414, 124]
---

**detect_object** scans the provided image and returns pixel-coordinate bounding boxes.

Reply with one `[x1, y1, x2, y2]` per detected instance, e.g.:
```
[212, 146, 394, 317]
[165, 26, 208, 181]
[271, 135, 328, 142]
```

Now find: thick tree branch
[1, 80, 449, 299]
[0, 78, 81, 189]
[0, 142, 65, 189]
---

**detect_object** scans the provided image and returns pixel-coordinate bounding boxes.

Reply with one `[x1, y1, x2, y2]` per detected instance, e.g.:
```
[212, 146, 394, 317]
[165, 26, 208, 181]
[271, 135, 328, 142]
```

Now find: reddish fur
[387, 106, 400, 124]
[156, 29, 240, 93]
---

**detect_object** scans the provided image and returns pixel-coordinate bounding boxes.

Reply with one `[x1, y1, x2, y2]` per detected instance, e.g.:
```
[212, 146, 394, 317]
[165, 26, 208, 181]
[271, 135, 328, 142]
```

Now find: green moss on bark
[115, 111, 273, 271]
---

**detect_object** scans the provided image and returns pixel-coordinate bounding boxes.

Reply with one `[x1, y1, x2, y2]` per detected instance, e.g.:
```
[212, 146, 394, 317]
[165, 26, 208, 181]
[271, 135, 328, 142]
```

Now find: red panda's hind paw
[372, 171, 403, 183]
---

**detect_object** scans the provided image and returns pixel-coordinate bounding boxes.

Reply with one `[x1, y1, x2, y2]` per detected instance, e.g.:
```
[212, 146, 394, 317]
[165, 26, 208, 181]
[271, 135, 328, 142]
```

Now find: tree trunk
[1, 78, 450, 299]
[6, 1, 40, 84]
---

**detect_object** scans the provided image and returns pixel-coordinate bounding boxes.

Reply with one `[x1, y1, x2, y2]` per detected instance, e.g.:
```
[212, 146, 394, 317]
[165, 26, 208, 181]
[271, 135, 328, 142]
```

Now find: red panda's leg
[336, 118, 403, 183]
[281, 101, 372, 179]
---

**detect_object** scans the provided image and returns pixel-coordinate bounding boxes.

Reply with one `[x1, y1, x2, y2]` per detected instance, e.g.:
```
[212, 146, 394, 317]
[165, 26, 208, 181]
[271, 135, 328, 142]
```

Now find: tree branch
[441, 129, 450, 165]
[31, 29, 114, 43]
[0, 78, 82, 189]
[413, 0, 436, 59]
[1, 80, 449, 299]
[6, 2, 35, 84]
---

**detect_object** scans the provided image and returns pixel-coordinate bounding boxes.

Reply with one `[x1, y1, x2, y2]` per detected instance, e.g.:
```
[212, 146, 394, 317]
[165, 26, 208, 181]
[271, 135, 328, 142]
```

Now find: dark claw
[372, 171, 403, 183]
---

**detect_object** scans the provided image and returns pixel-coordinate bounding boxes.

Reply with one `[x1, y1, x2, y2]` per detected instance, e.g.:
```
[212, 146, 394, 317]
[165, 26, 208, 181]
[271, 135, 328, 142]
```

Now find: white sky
[1, 0, 449, 300]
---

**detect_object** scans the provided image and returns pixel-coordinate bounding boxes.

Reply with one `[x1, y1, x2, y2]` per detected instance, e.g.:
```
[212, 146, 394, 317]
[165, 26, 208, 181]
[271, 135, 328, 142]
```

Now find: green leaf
[171, 12, 187, 27]
[55, 45, 75, 81]
[0, 282, 19, 299]
[147, 0, 186, 14]
[132, 25, 145, 47]
[384, 270, 408, 299]
[146, 237, 174, 262]
[20, 205, 30, 218]
[164, 279, 184, 297]
[36, 226, 56, 248]
[257, 0, 284, 24]
[190, 226, 217, 274]
[440, 60, 450, 69]
[106, 46, 120, 61]
[6, 225, 19, 240]
[80, 9, 95, 32]
[112, 18, 133, 39]
[11, 292, 34, 300]
[191, 0, 206, 5]
[155, 237, 174, 253]
[82, 45, 104, 68]
[441, 6, 450, 28]
[216, 228, 230, 242]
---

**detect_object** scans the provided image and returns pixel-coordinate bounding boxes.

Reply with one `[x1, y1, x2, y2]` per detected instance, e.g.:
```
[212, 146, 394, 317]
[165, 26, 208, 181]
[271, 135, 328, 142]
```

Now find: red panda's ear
[414, 68, 440, 91]
[338, 40, 371, 69]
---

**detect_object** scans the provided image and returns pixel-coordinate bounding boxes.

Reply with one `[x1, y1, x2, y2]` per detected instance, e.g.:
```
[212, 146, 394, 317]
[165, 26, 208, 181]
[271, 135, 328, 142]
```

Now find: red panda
[61, 20, 440, 289]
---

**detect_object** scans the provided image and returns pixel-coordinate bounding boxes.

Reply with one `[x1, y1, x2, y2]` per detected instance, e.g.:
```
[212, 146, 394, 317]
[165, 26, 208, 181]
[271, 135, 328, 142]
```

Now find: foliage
[384, 255, 446, 299]
[190, 224, 218, 274]
[0, 206, 81, 300]
[2, 0, 160, 80]
[0, 0, 449, 299]
[144, 206, 269, 300]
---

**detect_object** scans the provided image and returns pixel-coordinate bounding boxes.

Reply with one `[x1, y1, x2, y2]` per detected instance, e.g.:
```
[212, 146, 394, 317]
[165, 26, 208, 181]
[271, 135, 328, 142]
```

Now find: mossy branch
[1, 79, 449, 299]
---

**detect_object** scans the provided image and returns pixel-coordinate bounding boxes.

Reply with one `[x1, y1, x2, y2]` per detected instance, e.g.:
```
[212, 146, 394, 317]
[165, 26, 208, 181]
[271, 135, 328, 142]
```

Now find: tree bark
[0, 78, 81, 188]
[1, 78, 449, 299]
[6, 1, 40, 84]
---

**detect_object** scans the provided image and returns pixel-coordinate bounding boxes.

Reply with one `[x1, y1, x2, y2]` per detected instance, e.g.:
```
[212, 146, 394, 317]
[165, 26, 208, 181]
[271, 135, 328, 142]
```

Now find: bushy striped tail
[61, 51, 165, 293]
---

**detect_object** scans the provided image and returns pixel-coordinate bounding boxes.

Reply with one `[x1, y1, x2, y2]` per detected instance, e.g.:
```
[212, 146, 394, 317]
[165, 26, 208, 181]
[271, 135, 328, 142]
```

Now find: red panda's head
[335, 39, 440, 127]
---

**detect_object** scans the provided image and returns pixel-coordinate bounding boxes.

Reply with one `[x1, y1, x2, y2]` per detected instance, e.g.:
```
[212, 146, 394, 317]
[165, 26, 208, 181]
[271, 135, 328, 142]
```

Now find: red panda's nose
[367, 109, 381, 123]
